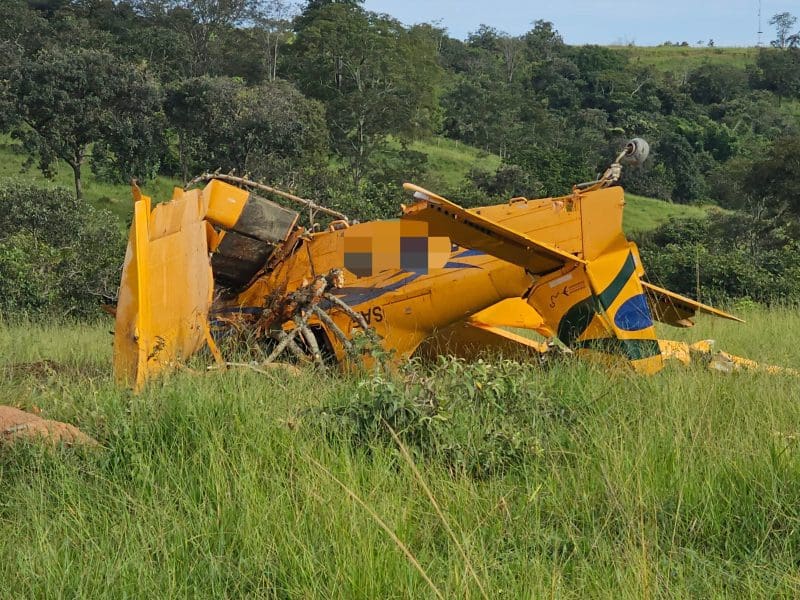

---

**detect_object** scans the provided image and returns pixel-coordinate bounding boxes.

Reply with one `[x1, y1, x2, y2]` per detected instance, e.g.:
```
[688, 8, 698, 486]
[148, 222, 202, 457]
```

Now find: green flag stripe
[597, 252, 636, 310]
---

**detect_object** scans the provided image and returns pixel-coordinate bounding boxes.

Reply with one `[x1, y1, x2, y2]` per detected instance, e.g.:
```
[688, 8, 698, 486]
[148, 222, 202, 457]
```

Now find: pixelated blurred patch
[401, 236, 428, 272]
[342, 224, 450, 277]
[344, 236, 373, 277]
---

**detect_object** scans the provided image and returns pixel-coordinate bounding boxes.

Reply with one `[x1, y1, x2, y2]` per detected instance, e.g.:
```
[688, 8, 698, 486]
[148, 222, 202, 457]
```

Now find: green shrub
[635, 211, 800, 304]
[0, 182, 125, 318]
[312, 356, 580, 478]
[468, 163, 544, 200]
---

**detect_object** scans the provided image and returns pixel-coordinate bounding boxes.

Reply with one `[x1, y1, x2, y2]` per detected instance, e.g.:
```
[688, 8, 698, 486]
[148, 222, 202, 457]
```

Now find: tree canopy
[0, 1, 798, 220]
[1, 46, 164, 199]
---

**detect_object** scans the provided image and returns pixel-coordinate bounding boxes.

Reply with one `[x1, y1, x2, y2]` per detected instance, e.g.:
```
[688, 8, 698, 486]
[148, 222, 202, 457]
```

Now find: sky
[363, 0, 796, 47]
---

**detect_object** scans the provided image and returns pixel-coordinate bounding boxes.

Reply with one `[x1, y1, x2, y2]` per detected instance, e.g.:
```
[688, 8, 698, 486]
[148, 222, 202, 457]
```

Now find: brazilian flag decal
[597, 252, 636, 310]
[556, 251, 660, 362]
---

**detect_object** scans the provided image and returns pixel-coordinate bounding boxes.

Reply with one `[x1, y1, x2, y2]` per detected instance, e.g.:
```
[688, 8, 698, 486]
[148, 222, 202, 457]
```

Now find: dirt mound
[0, 406, 97, 447]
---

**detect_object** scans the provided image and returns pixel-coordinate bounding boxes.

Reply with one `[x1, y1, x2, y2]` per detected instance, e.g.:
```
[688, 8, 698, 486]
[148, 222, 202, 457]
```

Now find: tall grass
[2, 310, 800, 597]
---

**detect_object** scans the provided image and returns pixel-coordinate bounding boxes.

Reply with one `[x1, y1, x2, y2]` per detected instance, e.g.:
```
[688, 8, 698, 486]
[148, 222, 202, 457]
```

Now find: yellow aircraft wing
[414, 320, 548, 361]
[402, 183, 584, 275]
[641, 281, 743, 327]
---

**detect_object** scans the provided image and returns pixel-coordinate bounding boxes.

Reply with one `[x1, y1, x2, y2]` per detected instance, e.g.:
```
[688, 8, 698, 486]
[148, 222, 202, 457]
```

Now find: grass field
[613, 45, 757, 76]
[623, 193, 710, 233]
[2, 307, 800, 597]
[410, 136, 501, 189]
[0, 138, 181, 222]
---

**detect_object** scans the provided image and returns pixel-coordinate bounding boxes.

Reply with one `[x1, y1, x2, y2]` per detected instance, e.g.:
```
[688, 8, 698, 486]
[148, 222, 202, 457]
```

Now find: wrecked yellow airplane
[112, 139, 791, 390]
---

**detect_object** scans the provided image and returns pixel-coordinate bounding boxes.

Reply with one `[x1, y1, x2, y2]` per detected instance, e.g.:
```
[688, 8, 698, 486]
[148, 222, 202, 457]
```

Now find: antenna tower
[757, 0, 763, 46]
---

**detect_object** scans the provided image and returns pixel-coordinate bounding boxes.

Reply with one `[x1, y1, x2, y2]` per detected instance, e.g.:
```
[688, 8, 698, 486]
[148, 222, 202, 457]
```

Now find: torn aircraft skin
[112, 141, 796, 390]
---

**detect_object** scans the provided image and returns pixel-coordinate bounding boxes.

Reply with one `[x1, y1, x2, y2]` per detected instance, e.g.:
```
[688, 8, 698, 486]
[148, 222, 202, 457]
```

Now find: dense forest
[1, 0, 800, 313]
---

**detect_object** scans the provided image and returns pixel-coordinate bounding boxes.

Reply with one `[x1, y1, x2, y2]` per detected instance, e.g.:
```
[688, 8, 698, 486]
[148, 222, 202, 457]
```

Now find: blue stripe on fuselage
[443, 261, 479, 269]
[455, 248, 486, 259]
[332, 272, 424, 306]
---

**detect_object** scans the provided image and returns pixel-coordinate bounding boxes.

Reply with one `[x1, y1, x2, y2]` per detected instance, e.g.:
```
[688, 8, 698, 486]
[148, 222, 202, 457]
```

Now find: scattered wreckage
[112, 139, 794, 390]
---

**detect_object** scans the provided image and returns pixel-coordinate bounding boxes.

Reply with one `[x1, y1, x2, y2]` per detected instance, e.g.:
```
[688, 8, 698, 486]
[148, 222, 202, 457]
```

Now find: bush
[0, 182, 125, 318]
[635, 212, 800, 304]
[468, 163, 544, 200]
[311, 357, 580, 478]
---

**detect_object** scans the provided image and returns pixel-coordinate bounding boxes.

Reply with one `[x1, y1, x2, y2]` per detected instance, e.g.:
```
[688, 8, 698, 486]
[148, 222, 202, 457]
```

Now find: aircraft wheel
[622, 137, 649, 165]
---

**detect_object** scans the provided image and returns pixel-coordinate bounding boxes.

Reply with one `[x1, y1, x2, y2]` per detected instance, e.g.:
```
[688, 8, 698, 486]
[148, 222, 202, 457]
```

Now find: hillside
[0, 138, 180, 222]
[0, 138, 705, 234]
[411, 136, 501, 189]
[622, 192, 709, 232]
[613, 45, 757, 76]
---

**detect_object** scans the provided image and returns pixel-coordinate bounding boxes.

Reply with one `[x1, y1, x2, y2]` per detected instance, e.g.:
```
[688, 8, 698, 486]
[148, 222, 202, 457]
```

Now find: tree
[165, 77, 328, 182]
[440, 30, 529, 156]
[441, 75, 525, 157]
[254, 0, 296, 82]
[0, 183, 125, 317]
[499, 34, 524, 83]
[289, 3, 442, 186]
[569, 45, 634, 112]
[0, 0, 49, 58]
[744, 134, 800, 219]
[467, 24, 501, 51]
[656, 130, 708, 203]
[635, 212, 800, 304]
[685, 64, 747, 104]
[129, 0, 266, 76]
[751, 48, 800, 102]
[523, 20, 564, 61]
[770, 12, 797, 49]
[2, 47, 165, 199]
[528, 55, 582, 110]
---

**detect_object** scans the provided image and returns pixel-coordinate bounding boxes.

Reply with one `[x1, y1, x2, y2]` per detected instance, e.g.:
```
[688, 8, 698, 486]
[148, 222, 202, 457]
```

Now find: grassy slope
[0, 137, 702, 234]
[0, 138, 181, 222]
[1, 308, 800, 597]
[411, 136, 501, 189]
[612, 45, 757, 76]
[614, 45, 800, 127]
[623, 192, 709, 232]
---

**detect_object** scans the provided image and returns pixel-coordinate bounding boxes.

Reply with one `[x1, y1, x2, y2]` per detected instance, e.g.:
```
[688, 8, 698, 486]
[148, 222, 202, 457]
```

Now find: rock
[0, 405, 98, 447]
